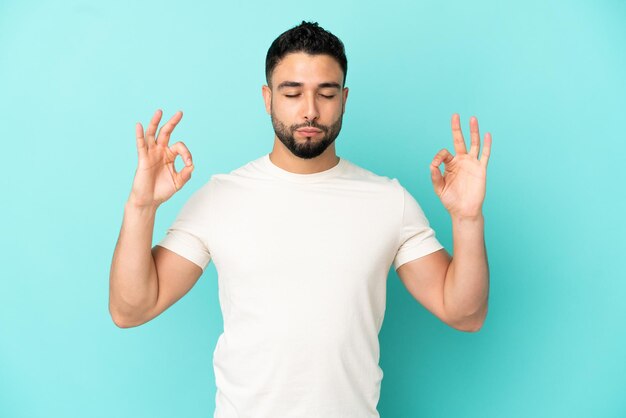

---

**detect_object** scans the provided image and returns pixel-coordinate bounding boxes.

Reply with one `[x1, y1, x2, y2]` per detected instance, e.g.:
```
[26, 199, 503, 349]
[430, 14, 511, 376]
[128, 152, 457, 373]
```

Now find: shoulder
[340, 158, 405, 196]
[209, 155, 275, 186]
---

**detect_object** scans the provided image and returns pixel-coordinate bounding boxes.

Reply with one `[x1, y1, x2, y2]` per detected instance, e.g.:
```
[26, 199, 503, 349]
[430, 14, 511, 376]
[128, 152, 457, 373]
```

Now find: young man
[109, 21, 492, 418]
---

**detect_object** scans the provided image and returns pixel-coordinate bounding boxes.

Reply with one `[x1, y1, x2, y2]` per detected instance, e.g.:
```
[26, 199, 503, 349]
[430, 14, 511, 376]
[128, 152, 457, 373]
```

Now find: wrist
[125, 197, 160, 215]
[450, 212, 484, 224]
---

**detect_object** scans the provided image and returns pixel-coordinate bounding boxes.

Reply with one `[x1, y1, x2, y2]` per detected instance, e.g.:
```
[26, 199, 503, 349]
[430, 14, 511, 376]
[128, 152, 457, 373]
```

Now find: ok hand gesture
[430, 114, 492, 219]
[128, 109, 194, 209]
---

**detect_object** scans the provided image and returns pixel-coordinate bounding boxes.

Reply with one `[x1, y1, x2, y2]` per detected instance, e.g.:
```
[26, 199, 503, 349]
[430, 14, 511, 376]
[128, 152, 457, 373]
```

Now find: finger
[468, 116, 481, 158]
[135, 122, 147, 158]
[430, 164, 444, 196]
[431, 148, 454, 168]
[168, 141, 193, 167]
[430, 148, 454, 196]
[156, 110, 183, 146]
[480, 132, 492, 168]
[145, 109, 163, 147]
[176, 163, 194, 188]
[166, 141, 194, 190]
[451, 113, 468, 154]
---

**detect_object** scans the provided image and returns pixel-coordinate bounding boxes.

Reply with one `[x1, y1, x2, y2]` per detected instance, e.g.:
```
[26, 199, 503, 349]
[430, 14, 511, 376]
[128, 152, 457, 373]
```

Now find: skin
[109, 51, 492, 333]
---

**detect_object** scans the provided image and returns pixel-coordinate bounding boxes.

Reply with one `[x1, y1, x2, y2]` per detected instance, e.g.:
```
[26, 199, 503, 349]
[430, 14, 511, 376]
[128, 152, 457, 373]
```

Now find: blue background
[1, 0, 625, 417]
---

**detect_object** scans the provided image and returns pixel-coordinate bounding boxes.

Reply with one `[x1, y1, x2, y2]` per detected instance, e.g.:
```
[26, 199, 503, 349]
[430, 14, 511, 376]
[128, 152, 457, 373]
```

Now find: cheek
[326, 102, 344, 119]
[271, 98, 292, 115]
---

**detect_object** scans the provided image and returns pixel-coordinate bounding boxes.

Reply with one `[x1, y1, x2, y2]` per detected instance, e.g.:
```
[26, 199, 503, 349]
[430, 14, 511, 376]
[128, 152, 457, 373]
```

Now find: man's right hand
[129, 109, 194, 208]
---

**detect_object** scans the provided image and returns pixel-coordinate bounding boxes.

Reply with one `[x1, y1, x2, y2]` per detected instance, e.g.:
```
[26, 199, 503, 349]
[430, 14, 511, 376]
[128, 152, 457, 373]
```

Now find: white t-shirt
[157, 153, 444, 418]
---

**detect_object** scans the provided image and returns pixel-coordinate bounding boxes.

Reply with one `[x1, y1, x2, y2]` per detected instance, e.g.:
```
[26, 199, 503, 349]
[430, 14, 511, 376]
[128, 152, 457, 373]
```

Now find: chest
[207, 185, 399, 279]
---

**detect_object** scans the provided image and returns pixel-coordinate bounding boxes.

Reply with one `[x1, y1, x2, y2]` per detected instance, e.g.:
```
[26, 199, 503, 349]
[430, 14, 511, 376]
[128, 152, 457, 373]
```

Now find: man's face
[262, 52, 349, 159]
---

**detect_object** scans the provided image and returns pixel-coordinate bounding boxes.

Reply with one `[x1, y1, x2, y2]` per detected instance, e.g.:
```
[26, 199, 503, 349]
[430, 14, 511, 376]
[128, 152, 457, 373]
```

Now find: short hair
[265, 21, 348, 87]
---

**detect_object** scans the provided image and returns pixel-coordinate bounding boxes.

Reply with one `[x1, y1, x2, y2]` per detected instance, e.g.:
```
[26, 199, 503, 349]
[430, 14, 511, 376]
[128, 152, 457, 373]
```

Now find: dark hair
[265, 21, 348, 87]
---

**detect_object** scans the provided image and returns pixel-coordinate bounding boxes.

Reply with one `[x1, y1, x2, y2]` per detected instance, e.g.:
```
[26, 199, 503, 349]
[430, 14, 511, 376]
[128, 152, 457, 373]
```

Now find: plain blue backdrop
[1, 0, 625, 417]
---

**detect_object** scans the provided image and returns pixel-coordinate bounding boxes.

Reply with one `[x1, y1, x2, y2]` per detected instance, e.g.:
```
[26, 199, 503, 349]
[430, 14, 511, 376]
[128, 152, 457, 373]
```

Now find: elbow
[109, 293, 152, 329]
[109, 303, 138, 329]
[450, 306, 488, 333]
[110, 313, 141, 329]
[463, 321, 484, 333]
[110, 308, 131, 329]
[452, 319, 484, 333]
[109, 299, 126, 328]
[112, 317, 130, 329]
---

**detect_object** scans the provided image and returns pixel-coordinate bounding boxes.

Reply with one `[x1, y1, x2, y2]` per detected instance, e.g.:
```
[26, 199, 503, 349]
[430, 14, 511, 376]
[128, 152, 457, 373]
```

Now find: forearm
[108, 200, 160, 324]
[443, 214, 489, 329]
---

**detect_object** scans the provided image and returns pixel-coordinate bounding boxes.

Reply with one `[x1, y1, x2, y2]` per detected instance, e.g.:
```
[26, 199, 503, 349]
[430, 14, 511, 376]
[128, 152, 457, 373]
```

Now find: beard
[270, 110, 343, 159]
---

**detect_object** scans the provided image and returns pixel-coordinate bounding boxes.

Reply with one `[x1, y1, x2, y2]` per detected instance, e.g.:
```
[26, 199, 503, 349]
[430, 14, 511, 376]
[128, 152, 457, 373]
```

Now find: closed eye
[284, 94, 335, 99]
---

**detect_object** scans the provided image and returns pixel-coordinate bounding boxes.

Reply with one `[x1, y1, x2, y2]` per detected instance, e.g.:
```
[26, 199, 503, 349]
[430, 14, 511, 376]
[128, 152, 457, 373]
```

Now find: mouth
[295, 128, 323, 139]
[296, 128, 323, 134]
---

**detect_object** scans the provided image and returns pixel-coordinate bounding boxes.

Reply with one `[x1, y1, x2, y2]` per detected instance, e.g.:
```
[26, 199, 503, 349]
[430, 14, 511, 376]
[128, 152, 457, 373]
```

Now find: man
[109, 21, 491, 418]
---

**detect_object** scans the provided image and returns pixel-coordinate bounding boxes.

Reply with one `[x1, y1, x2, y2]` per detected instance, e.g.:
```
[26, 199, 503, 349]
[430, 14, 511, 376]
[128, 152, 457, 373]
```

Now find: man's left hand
[430, 113, 492, 219]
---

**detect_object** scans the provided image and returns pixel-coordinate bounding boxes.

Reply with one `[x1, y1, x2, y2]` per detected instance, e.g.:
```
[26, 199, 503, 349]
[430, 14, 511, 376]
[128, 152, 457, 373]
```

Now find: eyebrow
[276, 81, 342, 90]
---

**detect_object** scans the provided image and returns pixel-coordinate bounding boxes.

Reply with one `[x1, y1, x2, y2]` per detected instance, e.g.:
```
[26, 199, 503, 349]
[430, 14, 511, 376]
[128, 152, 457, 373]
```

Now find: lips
[296, 128, 322, 134]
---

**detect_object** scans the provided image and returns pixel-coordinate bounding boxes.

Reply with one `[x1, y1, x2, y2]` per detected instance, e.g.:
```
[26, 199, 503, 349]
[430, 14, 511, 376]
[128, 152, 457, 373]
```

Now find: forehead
[271, 52, 343, 87]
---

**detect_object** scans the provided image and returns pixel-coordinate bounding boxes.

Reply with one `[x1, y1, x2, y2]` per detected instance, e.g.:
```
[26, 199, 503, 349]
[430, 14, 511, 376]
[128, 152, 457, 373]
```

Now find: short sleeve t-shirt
[156, 153, 444, 418]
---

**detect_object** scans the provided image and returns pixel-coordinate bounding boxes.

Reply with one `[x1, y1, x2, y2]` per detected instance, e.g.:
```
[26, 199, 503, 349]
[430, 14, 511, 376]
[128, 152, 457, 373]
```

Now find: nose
[303, 94, 320, 122]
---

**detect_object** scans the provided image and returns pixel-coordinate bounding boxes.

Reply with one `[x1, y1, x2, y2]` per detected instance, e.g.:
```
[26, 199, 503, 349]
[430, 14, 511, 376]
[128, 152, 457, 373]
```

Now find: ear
[342, 87, 349, 114]
[262, 85, 272, 115]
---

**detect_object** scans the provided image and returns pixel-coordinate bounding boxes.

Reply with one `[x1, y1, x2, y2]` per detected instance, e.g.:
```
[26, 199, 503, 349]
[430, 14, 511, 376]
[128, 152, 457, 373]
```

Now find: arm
[109, 109, 200, 328]
[108, 202, 160, 326]
[397, 114, 491, 332]
[443, 214, 489, 331]
[396, 217, 488, 332]
[109, 203, 203, 328]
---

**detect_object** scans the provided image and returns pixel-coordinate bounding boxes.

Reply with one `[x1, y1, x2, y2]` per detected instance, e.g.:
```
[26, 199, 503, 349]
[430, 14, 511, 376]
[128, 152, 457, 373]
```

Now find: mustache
[291, 121, 329, 132]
